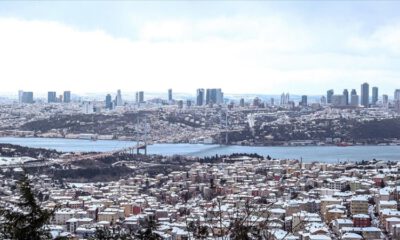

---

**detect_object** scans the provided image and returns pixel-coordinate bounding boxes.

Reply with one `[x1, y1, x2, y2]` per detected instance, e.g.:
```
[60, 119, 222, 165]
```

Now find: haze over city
[1, 1, 400, 94]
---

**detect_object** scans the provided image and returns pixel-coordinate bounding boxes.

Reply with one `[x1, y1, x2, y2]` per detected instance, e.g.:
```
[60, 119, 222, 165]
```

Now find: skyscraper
[382, 94, 389, 109]
[280, 93, 286, 105]
[196, 89, 204, 106]
[205, 88, 223, 105]
[361, 82, 369, 107]
[300, 95, 307, 106]
[350, 89, 359, 107]
[48, 91, 57, 103]
[21, 92, 34, 104]
[372, 87, 378, 105]
[18, 90, 24, 103]
[63, 91, 71, 103]
[115, 89, 123, 106]
[136, 91, 144, 103]
[239, 98, 245, 107]
[327, 89, 334, 104]
[343, 89, 349, 105]
[105, 94, 112, 110]
[332, 95, 346, 107]
[168, 89, 173, 102]
[320, 96, 327, 105]
[394, 89, 400, 101]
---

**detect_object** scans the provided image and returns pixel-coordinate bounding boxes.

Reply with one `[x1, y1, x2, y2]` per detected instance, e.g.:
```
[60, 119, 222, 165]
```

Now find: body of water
[0, 137, 399, 163]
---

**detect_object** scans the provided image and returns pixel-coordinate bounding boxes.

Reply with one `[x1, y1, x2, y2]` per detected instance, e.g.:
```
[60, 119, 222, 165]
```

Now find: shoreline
[0, 135, 399, 148]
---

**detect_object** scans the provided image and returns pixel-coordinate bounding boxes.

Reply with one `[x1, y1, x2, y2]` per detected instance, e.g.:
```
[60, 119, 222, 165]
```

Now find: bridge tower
[135, 116, 148, 155]
[219, 109, 229, 145]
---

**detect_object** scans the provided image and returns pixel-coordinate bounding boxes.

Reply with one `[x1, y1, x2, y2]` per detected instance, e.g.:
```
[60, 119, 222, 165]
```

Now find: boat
[336, 142, 353, 147]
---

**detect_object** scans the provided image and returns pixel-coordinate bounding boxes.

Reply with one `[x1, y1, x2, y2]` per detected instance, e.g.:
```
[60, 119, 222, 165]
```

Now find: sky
[0, 1, 400, 96]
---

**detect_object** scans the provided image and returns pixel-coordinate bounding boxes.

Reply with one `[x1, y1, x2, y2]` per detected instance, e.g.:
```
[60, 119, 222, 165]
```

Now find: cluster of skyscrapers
[326, 83, 388, 108]
[104, 90, 146, 110]
[16, 84, 400, 112]
[18, 90, 71, 104]
[196, 88, 224, 106]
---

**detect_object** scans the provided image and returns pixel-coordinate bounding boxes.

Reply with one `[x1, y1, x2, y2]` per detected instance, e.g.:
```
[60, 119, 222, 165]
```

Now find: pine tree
[0, 174, 56, 240]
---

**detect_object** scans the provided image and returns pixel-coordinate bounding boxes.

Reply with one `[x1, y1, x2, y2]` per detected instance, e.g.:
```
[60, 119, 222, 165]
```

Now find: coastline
[0, 135, 399, 148]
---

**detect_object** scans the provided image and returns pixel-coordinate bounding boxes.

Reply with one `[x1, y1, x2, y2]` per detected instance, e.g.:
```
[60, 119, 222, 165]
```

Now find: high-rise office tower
[327, 89, 334, 104]
[48, 91, 57, 103]
[21, 92, 34, 103]
[177, 100, 184, 109]
[116, 89, 123, 106]
[168, 89, 173, 102]
[320, 96, 327, 105]
[350, 94, 359, 107]
[253, 97, 262, 107]
[239, 98, 245, 107]
[63, 91, 71, 103]
[395, 101, 400, 113]
[361, 82, 369, 107]
[280, 93, 286, 105]
[105, 94, 112, 110]
[394, 89, 400, 101]
[382, 94, 388, 103]
[300, 95, 308, 106]
[332, 95, 346, 107]
[18, 90, 24, 103]
[382, 94, 389, 109]
[343, 89, 349, 105]
[136, 91, 144, 103]
[205, 88, 223, 105]
[350, 89, 358, 107]
[372, 87, 378, 105]
[196, 89, 204, 106]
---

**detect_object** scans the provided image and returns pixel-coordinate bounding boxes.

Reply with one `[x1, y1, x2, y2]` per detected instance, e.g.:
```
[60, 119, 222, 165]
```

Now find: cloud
[0, 16, 399, 96]
[347, 23, 400, 56]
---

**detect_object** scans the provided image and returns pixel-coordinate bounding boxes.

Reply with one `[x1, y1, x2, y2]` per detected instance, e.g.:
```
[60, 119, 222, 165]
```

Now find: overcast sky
[0, 1, 400, 95]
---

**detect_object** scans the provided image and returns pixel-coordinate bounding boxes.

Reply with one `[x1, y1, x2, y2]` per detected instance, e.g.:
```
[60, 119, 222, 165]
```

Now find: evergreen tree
[0, 174, 56, 240]
[134, 218, 161, 240]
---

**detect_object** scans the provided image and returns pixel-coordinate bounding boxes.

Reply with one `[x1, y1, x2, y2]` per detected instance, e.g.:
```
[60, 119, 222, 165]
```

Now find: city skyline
[0, 2, 400, 94]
